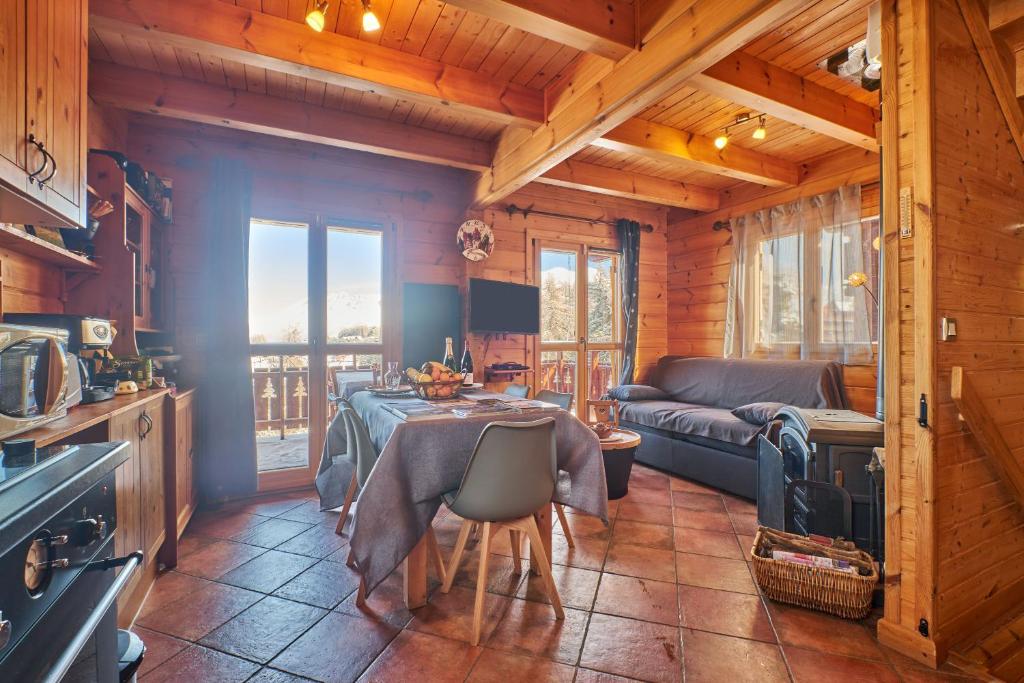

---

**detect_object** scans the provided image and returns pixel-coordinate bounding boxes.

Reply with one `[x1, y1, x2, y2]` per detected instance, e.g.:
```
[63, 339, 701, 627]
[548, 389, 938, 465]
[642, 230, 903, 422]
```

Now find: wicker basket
[411, 378, 464, 400]
[751, 526, 878, 619]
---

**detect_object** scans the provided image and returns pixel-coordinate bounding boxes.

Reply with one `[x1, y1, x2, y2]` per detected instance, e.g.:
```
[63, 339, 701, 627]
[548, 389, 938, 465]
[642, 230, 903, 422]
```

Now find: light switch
[941, 317, 957, 341]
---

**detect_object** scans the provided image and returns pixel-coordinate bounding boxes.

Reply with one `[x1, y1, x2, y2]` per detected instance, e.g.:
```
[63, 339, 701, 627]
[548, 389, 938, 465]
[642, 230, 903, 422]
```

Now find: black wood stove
[0, 440, 142, 682]
[758, 407, 885, 561]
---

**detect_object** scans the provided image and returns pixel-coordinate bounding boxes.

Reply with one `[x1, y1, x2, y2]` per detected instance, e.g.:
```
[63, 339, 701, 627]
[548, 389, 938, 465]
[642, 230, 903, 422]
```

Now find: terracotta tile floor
[138, 465, 981, 682]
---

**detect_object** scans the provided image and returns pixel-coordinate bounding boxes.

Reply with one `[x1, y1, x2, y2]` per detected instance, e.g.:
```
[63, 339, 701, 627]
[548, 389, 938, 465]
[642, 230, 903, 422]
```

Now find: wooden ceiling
[87, 0, 881, 211]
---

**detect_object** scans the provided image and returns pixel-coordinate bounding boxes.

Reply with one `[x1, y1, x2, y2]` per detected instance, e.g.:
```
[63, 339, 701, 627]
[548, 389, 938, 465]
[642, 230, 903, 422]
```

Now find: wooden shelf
[0, 224, 99, 271]
[485, 367, 533, 380]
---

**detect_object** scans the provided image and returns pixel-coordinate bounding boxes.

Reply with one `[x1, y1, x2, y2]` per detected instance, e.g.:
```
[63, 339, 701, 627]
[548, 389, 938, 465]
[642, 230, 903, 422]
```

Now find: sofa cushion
[607, 384, 670, 401]
[651, 356, 848, 410]
[617, 400, 763, 447]
[731, 401, 787, 426]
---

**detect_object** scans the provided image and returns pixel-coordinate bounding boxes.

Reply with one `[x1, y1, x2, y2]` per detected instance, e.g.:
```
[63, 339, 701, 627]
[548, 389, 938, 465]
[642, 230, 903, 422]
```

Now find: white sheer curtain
[724, 185, 873, 364]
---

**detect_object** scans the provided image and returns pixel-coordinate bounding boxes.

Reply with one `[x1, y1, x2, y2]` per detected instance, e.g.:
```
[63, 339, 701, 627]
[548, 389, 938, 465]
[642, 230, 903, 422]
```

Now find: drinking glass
[384, 362, 402, 390]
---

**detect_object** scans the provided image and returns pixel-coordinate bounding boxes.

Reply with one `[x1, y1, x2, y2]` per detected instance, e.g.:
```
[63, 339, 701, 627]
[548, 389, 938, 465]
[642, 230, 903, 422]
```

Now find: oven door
[0, 539, 140, 683]
[0, 336, 67, 421]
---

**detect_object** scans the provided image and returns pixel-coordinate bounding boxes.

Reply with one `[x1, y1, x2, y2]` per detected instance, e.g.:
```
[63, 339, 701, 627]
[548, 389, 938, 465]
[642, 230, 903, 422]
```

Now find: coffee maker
[2, 314, 117, 404]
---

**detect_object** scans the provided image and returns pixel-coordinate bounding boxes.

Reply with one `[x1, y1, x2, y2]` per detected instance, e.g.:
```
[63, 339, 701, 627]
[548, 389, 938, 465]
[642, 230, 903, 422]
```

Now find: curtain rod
[503, 204, 655, 232]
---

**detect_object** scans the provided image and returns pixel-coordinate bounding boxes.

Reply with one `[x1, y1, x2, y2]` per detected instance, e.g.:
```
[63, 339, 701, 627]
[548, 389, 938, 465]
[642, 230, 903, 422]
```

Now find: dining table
[337, 388, 609, 608]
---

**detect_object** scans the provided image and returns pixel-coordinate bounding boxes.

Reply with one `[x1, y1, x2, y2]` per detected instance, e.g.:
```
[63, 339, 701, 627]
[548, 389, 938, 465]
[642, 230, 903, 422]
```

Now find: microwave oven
[0, 324, 72, 440]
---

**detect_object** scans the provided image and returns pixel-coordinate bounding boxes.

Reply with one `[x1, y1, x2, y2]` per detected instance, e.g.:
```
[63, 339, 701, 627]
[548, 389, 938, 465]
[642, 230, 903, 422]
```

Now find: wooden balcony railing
[251, 354, 377, 441]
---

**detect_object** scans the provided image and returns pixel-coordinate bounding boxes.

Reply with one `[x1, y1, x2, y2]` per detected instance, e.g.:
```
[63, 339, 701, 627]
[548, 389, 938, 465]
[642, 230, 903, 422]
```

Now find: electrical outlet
[899, 187, 913, 238]
[941, 317, 957, 341]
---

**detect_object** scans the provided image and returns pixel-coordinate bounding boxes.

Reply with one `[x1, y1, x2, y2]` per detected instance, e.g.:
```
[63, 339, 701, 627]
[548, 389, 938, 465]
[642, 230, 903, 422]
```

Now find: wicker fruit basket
[411, 378, 464, 400]
[751, 526, 878, 619]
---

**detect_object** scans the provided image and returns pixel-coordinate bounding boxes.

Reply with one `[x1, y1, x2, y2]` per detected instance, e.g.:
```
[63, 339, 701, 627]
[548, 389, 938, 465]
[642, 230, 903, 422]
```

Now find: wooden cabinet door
[0, 0, 27, 192]
[21, 0, 86, 226]
[139, 404, 165, 560]
[41, 0, 85, 216]
[109, 407, 142, 610]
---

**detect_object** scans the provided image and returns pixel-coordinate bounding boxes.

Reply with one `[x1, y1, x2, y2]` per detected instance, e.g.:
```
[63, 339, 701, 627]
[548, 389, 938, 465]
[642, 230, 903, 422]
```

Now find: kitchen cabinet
[109, 395, 166, 622]
[161, 389, 198, 568]
[0, 0, 87, 228]
[72, 155, 168, 354]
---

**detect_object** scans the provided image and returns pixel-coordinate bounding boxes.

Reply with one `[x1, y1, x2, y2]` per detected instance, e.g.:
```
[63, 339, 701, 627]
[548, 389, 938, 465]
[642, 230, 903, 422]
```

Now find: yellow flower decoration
[846, 272, 869, 288]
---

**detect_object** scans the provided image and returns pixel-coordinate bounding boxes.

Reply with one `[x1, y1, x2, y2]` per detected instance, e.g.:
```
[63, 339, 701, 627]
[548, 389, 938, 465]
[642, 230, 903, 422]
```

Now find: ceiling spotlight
[752, 116, 767, 140]
[305, 0, 328, 32]
[714, 134, 729, 150]
[362, 0, 381, 31]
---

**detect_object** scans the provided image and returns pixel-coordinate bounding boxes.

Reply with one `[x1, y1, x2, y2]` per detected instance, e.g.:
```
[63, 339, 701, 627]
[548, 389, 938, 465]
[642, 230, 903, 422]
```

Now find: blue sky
[248, 220, 382, 342]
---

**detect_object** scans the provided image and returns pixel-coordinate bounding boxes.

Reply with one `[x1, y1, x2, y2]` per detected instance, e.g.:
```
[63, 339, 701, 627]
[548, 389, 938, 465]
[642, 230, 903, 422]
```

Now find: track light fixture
[305, 0, 328, 32]
[714, 112, 768, 149]
[362, 0, 381, 31]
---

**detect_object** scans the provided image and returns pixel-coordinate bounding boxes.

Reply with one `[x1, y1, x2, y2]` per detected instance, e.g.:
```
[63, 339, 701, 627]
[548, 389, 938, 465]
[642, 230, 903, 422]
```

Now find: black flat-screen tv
[469, 278, 540, 334]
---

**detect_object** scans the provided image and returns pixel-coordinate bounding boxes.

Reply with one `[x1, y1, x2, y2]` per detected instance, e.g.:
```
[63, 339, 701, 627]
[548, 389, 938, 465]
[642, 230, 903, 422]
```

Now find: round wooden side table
[599, 428, 641, 500]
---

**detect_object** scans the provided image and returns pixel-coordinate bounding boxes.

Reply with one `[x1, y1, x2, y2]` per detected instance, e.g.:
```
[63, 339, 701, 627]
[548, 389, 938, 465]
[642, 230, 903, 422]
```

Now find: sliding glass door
[248, 215, 389, 492]
[536, 241, 622, 415]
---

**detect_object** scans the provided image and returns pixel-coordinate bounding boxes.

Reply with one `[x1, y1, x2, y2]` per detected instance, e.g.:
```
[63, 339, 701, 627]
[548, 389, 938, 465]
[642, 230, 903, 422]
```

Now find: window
[727, 185, 876, 364]
[537, 242, 623, 412]
[248, 215, 390, 489]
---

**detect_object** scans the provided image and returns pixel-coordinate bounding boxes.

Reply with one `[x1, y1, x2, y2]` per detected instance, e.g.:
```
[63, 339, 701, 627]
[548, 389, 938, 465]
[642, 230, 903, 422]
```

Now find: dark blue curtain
[199, 158, 258, 502]
[617, 219, 641, 384]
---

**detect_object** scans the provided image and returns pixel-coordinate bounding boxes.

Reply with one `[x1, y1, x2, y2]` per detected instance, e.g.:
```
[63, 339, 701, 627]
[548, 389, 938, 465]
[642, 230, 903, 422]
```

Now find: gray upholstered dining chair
[534, 389, 576, 548]
[333, 402, 447, 602]
[503, 384, 530, 398]
[440, 418, 564, 645]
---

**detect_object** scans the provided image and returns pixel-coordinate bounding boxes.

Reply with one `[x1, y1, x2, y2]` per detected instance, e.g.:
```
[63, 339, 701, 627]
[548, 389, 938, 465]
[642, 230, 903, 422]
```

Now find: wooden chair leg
[335, 472, 358, 535]
[472, 521, 492, 647]
[509, 529, 522, 574]
[442, 519, 473, 593]
[426, 527, 447, 585]
[554, 503, 575, 548]
[355, 575, 367, 607]
[522, 515, 564, 620]
[346, 546, 355, 568]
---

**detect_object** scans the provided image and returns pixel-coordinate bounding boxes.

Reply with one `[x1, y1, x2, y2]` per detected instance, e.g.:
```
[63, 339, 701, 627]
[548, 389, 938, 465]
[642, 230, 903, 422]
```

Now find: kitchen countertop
[13, 389, 172, 448]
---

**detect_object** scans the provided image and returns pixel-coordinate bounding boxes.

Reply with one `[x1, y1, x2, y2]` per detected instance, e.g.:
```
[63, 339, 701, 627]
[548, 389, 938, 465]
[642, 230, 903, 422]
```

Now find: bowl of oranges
[406, 362, 464, 400]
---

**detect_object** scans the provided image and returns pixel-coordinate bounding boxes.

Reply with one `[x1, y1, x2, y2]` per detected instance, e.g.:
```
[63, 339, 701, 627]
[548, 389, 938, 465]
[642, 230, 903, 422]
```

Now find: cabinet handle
[38, 148, 57, 187]
[139, 412, 153, 440]
[26, 134, 48, 184]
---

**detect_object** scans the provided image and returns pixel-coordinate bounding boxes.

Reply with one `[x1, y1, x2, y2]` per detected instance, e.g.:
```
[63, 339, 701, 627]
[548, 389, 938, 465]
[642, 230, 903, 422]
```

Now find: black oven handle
[39, 551, 144, 683]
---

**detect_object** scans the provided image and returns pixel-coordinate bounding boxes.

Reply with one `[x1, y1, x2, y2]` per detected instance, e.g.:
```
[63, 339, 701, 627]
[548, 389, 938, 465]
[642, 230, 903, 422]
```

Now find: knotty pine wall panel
[665, 170, 880, 415]
[0, 103, 127, 318]
[471, 182, 668, 389]
[929, 0, 1024, 648]
[126, 118, 667, 391]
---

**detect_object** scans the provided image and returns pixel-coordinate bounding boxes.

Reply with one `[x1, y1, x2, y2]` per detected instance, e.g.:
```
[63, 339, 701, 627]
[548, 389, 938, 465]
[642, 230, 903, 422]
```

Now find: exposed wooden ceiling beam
[539, 159, 720, 210]
[638, 0, 699, 43]
[470, 0, 805, 208]
[89, 62, 494, 172]
[90, 0, 545, 127]
[595, 118, 798, 186]
[443, 0, 635, 61]
[93, 63, 714, 209]
[690, 51, 880, 151]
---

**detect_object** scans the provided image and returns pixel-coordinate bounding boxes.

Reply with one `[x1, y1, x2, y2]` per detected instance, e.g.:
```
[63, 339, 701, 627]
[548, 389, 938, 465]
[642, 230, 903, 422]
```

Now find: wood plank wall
[470, 184, 668, 389]
[664, 149, 880, 414]
[0, 102, 126, 318]
[929, 0, 1024, 650]
[124, 117, 667, 390]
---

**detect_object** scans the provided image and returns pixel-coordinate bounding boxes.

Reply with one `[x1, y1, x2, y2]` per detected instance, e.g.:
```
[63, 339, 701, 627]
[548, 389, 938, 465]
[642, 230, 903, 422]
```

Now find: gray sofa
[610, 356, 849, 500]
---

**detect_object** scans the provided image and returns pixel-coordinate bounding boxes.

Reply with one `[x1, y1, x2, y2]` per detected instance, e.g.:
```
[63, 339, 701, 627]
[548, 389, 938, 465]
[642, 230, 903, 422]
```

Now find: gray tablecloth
[337, 390, 608, 593]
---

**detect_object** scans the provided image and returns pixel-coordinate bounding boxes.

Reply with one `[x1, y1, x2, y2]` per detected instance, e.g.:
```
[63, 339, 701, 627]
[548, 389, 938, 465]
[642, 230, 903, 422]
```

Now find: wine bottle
[442, 337, 456, 371]
[460, 340, 474, 385]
